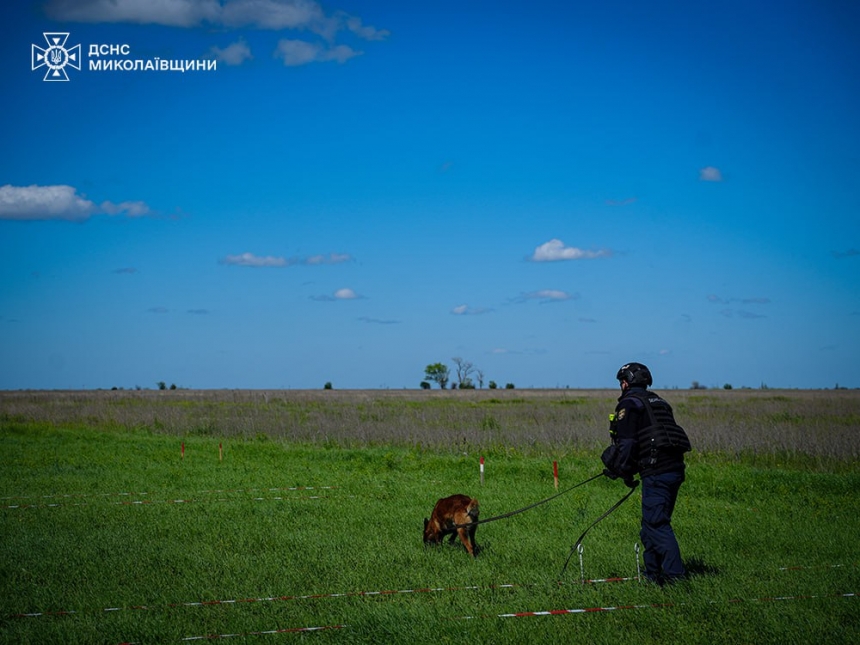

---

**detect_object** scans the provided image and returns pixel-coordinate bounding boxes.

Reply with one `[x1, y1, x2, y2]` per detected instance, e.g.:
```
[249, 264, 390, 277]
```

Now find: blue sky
[1, 0, 858, 390]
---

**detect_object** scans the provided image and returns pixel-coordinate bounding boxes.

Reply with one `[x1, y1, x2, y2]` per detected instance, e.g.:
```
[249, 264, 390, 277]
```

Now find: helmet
[616, 362, 652, 387]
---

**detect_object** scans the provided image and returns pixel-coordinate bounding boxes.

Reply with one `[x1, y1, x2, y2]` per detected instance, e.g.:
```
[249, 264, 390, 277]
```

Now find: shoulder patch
[617, 408, 626, 420]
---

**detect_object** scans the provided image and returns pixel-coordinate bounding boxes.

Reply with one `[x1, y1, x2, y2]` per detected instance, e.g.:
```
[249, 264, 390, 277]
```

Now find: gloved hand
[623, 477, 639, 489]
[602, 468, 618, 480]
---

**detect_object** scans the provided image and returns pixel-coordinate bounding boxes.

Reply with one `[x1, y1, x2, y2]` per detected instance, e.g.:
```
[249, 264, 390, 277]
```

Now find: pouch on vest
[629, 392, 692, 456]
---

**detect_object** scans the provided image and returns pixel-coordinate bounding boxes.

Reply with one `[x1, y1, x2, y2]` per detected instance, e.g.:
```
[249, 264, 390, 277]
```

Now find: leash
[454, 472, 604, 529]
[559, 480, 639, 578]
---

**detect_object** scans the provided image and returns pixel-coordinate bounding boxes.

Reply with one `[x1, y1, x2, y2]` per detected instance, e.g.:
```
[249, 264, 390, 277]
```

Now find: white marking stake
[635, 543, 642, 581]
[578, 543, 585, 584]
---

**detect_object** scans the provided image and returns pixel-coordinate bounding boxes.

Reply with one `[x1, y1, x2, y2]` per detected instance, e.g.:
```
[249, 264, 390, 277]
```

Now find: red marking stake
[480, 456, 485, 485]
[553, 461, 559, 490]
[181, 442, 185, 460]
[219, 442, 223, 462]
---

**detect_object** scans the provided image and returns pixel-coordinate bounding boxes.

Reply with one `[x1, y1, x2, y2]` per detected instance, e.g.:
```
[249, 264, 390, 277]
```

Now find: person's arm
[602, 399, 641, 484]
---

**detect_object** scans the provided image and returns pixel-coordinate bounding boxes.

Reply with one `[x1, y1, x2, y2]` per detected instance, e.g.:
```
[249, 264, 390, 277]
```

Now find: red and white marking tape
[181, 623, 346, 641]
[121, 592, 860, 642]
[457, 592, 858, 621]
[10, 584, 520, 618]
[779, 563, 858, 572]
[173, 578, 634, 608]
[4, 496, 327, 510]
[3, 487, 337, 510]
[177, 592, 860, 640]
[2, 486, 336, 503]
[8, 564, 855, 621]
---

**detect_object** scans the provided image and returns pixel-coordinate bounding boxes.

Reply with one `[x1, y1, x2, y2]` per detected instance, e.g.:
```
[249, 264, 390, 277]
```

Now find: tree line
[421, 358, 514, 390]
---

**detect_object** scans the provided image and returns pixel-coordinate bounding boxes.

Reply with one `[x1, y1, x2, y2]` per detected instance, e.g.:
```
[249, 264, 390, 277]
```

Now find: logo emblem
[32, 33, 81, 81]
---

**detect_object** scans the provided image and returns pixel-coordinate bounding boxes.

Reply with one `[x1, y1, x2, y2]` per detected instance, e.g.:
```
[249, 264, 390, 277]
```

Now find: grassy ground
[2, 394, 859, 644]
[2, 387, 859, 459]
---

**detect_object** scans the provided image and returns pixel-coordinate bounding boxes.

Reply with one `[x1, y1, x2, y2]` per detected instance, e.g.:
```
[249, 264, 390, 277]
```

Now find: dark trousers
[640, 470, 685, 582]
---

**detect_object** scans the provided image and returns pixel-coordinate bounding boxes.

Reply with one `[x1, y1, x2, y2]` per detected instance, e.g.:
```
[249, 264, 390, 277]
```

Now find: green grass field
[2, 390, 859, 643]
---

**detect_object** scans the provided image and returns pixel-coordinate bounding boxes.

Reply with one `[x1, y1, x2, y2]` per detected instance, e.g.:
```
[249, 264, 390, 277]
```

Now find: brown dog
[423, 494, 479, 557]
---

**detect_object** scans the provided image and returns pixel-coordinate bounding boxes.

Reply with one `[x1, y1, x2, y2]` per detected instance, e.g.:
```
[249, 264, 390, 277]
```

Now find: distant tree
[505, 382, 515, 389]
[157, 381, 167, 390]
[424, 363, 450, 389]
[324, 382, 333, 390]
[723, 383, 732, 390]
[420, 381, 431, 390]
[452, 357, 476, 389]
[488, 381, 498, 390]
[476, 369, 485, 389]
[170, 384, 177, 390]
[459, 378, 475, 389]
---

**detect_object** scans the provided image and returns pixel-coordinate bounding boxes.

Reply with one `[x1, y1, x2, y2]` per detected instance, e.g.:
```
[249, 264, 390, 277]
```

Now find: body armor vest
[626, 391, 692, 468]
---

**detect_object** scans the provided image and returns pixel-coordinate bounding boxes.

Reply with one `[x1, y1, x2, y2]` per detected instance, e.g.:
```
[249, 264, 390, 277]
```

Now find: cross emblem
[32, 32, 81, 81]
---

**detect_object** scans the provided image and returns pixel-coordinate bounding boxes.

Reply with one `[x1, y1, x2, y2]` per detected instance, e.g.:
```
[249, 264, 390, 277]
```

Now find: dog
[423, 494, 479, 557]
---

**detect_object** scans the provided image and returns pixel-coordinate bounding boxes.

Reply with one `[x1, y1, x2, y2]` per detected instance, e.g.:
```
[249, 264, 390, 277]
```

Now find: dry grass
[3, 387, 859, 461]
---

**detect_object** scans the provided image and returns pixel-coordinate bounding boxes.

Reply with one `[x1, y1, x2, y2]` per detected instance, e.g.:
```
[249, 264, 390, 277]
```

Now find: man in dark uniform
[601, 362, 688, 585]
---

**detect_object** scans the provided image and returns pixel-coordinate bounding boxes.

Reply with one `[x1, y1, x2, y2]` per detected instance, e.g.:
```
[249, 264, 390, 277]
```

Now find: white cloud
[345, 15, 390, 40]
[359, 316, 398, 324]
[210, 39, 252, 65]
[699, 166, 723, 182]
[312, 287, 363, 302]
[451, 304, 491, 316]
[46, 0, 388, 42]
[273, 39, 319, 65]
[46, 0, 320, 30]
[221, 0, 325, 30]
[605, 197, 637, 206]
[45, 0, 218, 26]
[334, 287, 359, 299]
[324, 44, 362, 63]
[274, 38, 360, 65]
[530, 239, 611, 262]
[518, 289, 576, 303]
[0, 184, 150, 221]
[531, 289, 572, 301]
[221, 251, 352, 267]
[221, 252, 288, 267]
[305, 252, 352, 265]
[101, 200, 150, 217]
[0, 184, 94, 221]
